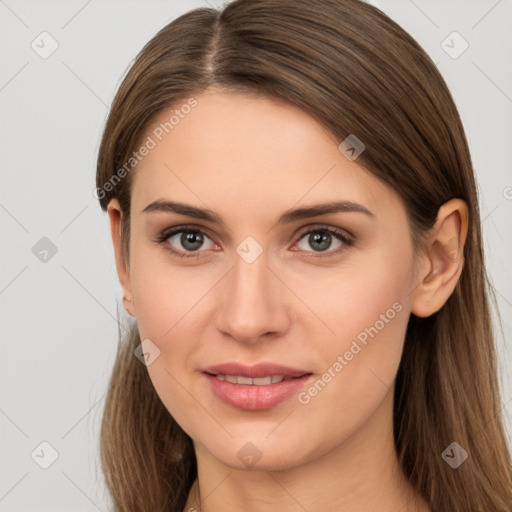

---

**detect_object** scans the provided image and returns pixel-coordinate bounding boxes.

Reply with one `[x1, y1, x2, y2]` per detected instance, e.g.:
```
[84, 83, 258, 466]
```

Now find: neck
[184, 388, 430, 512]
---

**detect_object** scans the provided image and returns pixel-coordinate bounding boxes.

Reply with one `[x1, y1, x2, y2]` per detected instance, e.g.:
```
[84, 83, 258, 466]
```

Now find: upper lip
[202, 362, 311, 378]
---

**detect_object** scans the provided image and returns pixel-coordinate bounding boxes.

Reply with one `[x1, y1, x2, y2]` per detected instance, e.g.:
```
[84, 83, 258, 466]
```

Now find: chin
[202, 436, 314, 472]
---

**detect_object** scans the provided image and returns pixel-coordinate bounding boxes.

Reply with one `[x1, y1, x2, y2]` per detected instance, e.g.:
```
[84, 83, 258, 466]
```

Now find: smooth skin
[107, 89, 468, 512]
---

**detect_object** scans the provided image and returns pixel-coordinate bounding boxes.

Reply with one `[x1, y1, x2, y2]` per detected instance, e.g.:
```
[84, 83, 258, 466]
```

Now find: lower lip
[203, 373, 313, 410]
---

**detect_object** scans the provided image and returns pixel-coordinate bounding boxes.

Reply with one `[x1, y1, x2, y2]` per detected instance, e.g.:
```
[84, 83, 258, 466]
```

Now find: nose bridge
[232, 248, 270, 302]
[216, 244, 288, 342]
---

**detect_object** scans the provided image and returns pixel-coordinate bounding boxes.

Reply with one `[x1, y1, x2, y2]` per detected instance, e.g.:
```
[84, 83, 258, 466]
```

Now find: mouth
[201, 364, 313, 410]
[206, 373, 301, 385]
[202, 362, 310, 379]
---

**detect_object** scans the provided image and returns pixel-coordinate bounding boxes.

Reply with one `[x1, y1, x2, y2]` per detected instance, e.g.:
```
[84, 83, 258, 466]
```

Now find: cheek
[127, 249, 212, 431]
[289, 249, 412, 439]
[128, 242, 209, 340]
[288, 245, 412, 352]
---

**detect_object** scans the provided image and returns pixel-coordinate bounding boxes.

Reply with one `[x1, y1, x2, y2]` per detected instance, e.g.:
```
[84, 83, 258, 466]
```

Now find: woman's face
[120, 89, 421, 470]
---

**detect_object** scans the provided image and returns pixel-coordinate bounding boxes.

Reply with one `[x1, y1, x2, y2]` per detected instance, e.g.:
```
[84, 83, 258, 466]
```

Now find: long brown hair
[96, 1, 512, 510]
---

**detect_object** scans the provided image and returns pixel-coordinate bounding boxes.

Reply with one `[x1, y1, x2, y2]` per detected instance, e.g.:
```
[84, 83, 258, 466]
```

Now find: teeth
[253, 376, 272, 385]
[214, 374, 287, 385]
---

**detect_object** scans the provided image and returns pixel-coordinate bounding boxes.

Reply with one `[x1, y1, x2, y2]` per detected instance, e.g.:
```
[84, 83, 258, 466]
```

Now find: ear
[107, 199, 136, 317]
[411, 198, 469, 318]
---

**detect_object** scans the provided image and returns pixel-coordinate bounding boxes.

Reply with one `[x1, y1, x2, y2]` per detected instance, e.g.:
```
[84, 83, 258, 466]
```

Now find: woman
[95, 0, 512, 511]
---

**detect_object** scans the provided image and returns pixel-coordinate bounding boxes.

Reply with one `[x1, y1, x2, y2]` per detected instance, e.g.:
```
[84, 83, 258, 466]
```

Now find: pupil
[310, 232, 330, 251]
[182, 232, 203, 251]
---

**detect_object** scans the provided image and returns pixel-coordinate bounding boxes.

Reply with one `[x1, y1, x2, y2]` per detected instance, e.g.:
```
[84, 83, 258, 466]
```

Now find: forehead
[129, 91, 402, 222]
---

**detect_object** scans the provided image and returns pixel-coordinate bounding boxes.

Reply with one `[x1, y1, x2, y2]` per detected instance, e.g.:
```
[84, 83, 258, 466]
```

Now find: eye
[293, 226, 353, 257]
[156, 224, 353, 259]
[156, 226, 217, 258]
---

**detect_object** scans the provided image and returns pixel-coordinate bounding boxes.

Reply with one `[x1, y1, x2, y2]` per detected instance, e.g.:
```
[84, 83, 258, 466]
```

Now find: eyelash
[155, 224, 354, 260]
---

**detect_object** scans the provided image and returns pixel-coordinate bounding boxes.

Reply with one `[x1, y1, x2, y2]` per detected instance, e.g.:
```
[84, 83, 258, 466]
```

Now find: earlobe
[122, 296, 135, 317]
[411, 198, 468, 318]
[107, 199, 136, 317]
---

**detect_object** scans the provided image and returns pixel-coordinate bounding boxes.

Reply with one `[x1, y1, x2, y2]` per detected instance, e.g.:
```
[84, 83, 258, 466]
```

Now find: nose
[214, 249, 290, 345]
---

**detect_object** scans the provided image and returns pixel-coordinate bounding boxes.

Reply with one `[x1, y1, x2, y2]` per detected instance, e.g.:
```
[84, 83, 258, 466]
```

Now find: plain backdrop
[1, 1, 511, 510]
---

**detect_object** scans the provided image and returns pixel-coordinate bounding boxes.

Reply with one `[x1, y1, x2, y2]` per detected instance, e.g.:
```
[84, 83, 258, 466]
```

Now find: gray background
[1, 0, 511, 510]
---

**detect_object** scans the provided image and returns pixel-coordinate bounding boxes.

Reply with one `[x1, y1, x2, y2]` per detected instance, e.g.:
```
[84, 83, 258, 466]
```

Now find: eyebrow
[142, 199, 374, 225]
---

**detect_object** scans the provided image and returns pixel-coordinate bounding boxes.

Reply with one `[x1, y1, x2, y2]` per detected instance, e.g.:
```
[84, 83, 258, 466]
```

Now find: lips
[202, 362, 313, 410]
[215, 374, 290, 385]
[203, 362, 310, 379]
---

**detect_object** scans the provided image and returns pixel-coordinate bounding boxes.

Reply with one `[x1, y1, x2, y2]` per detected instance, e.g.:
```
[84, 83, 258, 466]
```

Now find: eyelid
[294, 223, 354, 242]
[155, 223, 354, 259]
